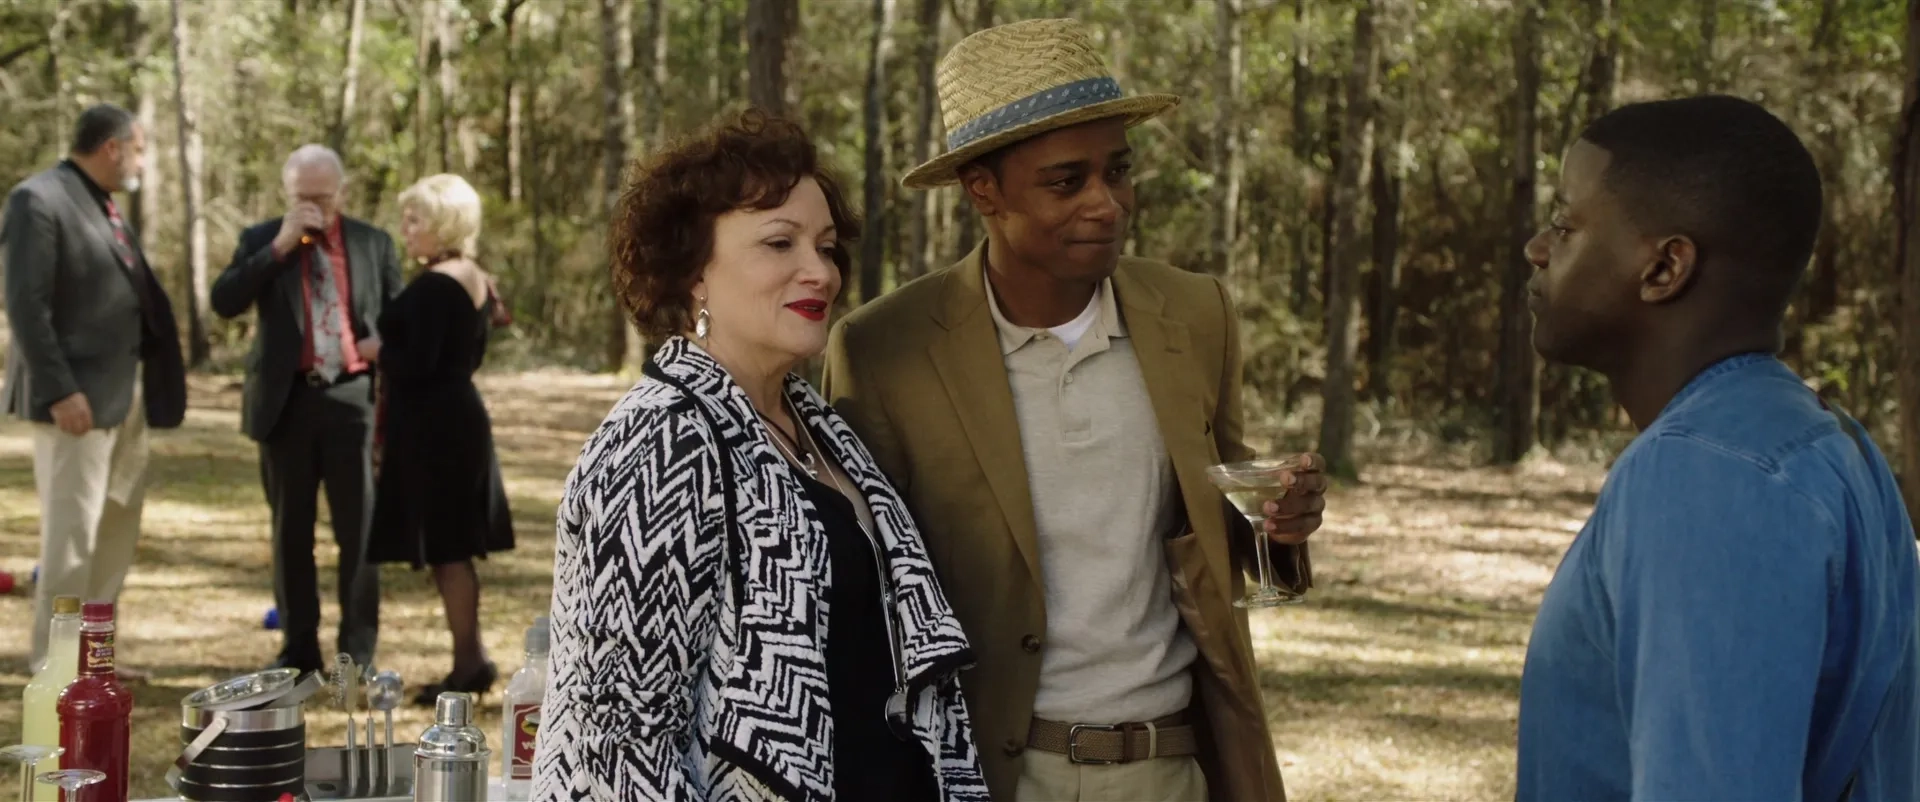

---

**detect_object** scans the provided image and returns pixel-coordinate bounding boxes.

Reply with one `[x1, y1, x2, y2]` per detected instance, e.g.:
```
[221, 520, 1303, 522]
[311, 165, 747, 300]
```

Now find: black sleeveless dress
[367, 269, 514, 568]
[793, 470, 941, 801]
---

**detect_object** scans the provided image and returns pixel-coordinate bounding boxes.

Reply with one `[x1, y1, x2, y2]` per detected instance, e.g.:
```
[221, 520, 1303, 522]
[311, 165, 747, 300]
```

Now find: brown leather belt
[1027, 712, 1197, 765]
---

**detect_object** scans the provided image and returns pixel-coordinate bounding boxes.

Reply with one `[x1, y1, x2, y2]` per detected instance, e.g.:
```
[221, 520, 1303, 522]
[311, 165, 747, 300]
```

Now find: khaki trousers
[29, 385, 148, 672]
[1017, 750, 1209, 802]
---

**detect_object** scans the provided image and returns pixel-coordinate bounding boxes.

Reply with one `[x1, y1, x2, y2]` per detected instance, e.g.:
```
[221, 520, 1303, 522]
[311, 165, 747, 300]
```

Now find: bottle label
[508, 703, 540, 780]
[81, 629, 114, 674]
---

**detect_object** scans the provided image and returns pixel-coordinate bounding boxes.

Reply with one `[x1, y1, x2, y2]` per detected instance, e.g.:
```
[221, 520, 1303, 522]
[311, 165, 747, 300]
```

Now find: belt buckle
[1066, 723, 1118, 765]
[305, 372, 327, 388]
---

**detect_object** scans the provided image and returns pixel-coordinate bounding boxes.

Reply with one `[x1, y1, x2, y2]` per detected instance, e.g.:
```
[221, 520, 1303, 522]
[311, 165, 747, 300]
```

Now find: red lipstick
[787, 299, 827, 321]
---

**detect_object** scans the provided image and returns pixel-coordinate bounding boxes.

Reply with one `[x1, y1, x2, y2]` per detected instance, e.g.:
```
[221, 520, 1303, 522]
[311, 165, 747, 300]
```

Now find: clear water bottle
[500, 616, 549, 801]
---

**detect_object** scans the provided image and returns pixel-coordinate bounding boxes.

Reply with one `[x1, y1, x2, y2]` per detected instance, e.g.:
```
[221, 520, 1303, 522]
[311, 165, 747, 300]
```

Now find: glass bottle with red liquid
[56, 602, 132, 802]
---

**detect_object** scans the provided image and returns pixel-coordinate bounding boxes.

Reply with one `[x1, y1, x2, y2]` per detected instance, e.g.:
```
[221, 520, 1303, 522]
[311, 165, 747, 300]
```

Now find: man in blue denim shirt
[1515, 94, 1920, 801]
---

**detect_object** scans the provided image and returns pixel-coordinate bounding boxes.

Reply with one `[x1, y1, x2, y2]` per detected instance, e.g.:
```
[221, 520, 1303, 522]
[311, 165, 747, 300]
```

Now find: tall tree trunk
[528, 45, 549, 322]
[1894, 0, 1920, 525]
[861, 0, 897, 305]
[1211, 0, 1244, 279]
[329, 0, 366, 157]
[1496, 0, 1543, 464]
[627, 0, 667, 368]
[1317, 0, 1378, 480]
[703, 0, 721, 111]
[46, 0, 69, 156]
[947, 0, 994, 260]
[413, 0, 435, 179]
[1288, 0, 1314, 314]
[169, 0, 210, 367]
[1697, 0, 1718, 91]
[1804, 0, 1845, 333]
[503, 0, 526, 203]
[644, 0, 668, 145]
[124, 2, 153, 240]
[906, 0, 940, 280]
[747, 0, 795, 114]
[601, 0, 634, 371]
[437, 0, 475, 174]
[131, 92, 156, 241]
[1579, 0, 1617, 131]
[1365, 70, 1404, 402]
[722, 1, 744, 105]
[1319, 73, 1341, 315]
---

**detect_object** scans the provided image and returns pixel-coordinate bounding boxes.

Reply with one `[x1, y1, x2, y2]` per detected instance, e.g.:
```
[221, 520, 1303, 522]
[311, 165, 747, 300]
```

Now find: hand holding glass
[1207, 456, 1311, 608]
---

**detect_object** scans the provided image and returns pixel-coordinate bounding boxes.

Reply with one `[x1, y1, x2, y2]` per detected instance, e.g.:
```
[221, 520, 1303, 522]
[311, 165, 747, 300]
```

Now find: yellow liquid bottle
[21, 595, 81, 802]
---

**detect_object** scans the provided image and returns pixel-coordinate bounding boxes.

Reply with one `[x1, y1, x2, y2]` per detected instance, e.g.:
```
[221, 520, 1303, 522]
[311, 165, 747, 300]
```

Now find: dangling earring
[694, 298, 711, 341]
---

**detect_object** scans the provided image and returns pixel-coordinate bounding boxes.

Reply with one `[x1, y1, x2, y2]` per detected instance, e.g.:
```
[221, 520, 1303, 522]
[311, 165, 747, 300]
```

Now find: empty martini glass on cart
[1207, 455, 1313, 608]
[35, 769, 102, 802]
[1, 745, 61, 802]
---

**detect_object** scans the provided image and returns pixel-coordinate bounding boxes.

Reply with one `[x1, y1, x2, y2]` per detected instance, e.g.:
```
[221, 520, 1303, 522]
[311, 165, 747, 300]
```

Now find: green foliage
[0, 0, 1906, 456]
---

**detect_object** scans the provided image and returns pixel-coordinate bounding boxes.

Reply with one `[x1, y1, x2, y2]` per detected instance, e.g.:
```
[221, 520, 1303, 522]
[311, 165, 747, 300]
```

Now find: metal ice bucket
[176, 670, 311, 801]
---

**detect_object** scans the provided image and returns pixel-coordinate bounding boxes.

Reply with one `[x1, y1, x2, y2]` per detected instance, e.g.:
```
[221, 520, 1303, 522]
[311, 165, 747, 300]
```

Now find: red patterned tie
[102, 198, 135, 268]
[100, 197, 162, 334]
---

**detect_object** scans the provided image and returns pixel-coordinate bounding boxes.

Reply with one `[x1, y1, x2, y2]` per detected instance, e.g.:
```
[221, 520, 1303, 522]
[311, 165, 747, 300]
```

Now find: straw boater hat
[901, 18, 1181, 190]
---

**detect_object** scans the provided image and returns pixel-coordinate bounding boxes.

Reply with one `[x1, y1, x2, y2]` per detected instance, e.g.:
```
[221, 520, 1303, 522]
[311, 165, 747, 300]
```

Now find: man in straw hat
[823, 17, 1324, 802]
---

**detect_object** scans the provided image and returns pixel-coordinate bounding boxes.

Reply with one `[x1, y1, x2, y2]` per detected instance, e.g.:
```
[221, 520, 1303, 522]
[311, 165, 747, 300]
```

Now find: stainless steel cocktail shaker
[413, 692, 490, 801]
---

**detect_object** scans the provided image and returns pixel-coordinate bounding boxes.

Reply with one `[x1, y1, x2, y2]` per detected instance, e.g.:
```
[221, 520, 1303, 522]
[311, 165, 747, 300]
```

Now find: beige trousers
[29, 385, 148, 672]
[1017, 750, 1209, 802]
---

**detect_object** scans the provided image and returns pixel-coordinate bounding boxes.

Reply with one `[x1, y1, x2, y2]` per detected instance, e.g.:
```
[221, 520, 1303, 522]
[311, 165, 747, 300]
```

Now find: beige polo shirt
[984, 269, 1198, 725]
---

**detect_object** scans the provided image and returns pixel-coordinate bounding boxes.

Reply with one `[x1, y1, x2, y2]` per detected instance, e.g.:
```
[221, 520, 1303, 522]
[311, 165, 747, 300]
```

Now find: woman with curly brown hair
[530, 109, 989, 802]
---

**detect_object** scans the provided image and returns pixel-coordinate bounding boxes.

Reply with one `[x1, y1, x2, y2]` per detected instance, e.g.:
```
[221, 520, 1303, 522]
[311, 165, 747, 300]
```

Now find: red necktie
[100, 197, 161, 331]
[102, 198, 135, 268]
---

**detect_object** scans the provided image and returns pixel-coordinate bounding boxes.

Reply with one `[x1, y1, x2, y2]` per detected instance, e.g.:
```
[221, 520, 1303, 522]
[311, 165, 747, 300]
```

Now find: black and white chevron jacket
[531, 337, 991, 802]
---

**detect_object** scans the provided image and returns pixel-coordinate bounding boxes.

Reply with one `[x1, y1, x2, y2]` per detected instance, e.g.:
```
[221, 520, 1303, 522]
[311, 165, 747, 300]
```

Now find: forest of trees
[0, 0, 1915, 510]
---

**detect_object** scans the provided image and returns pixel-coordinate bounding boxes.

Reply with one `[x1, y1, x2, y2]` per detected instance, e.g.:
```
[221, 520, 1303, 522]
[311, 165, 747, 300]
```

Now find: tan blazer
[822, 243, 1301, 802]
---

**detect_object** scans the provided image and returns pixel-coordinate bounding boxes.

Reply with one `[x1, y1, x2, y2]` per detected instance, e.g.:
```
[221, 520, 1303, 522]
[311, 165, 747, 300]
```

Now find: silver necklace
[763, 401, 864, 527]
[789, 407, 852, 501]
[760, 401, 820, 480]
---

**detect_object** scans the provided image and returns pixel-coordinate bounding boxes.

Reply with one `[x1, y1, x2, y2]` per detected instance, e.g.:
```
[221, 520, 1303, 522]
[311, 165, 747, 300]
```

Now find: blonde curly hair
[398, 173, 482, 257]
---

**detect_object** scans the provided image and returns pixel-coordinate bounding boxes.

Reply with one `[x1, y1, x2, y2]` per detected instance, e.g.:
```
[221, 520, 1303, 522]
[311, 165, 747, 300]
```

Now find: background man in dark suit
[4, 103, 187, 677]
[212, 144, 401, 674]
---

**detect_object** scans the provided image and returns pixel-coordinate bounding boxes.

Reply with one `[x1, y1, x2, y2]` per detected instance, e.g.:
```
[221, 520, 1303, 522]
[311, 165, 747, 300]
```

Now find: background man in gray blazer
[4, 103, 187, 676]
[212, 145, 401, 674]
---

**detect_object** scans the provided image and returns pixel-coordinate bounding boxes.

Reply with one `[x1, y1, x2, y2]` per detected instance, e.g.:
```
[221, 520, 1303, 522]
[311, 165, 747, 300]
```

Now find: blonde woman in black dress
[358, 173, 514, 704]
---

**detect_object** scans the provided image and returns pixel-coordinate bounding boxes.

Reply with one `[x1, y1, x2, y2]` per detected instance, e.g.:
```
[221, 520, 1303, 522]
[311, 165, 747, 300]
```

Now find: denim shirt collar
[1655, 350, 1778, 425]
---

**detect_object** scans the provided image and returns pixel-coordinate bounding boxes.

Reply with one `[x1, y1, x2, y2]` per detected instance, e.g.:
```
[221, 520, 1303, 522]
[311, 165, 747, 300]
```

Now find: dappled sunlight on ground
[0, 370, 1605, 800]
[0, 371, 617, 797]
[1249, 459, 1601, 800]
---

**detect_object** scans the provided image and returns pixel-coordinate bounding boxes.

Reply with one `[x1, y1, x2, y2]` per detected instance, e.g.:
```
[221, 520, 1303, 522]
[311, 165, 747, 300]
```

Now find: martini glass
[1207, 456, 1311, 608]
[33, 770, 101, 802]
[1, 745, 62, 802]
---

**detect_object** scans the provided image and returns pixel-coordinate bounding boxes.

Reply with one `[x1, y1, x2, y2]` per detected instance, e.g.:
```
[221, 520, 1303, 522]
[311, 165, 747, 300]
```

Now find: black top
[794, 470, 940, 802]
[61, 159, 110, 208]
[367, 270, 514, 568]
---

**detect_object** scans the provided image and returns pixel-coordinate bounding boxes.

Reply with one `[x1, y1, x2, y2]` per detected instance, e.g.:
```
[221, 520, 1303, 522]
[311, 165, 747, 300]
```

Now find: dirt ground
[0, 371, 1603, 800]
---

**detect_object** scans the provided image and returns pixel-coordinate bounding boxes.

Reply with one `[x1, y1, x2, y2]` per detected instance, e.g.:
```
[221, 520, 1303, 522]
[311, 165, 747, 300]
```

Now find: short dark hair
[70, 103, 136, 155]
[610, 108, 862, 341]
[1578, 94, 1822, 318]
